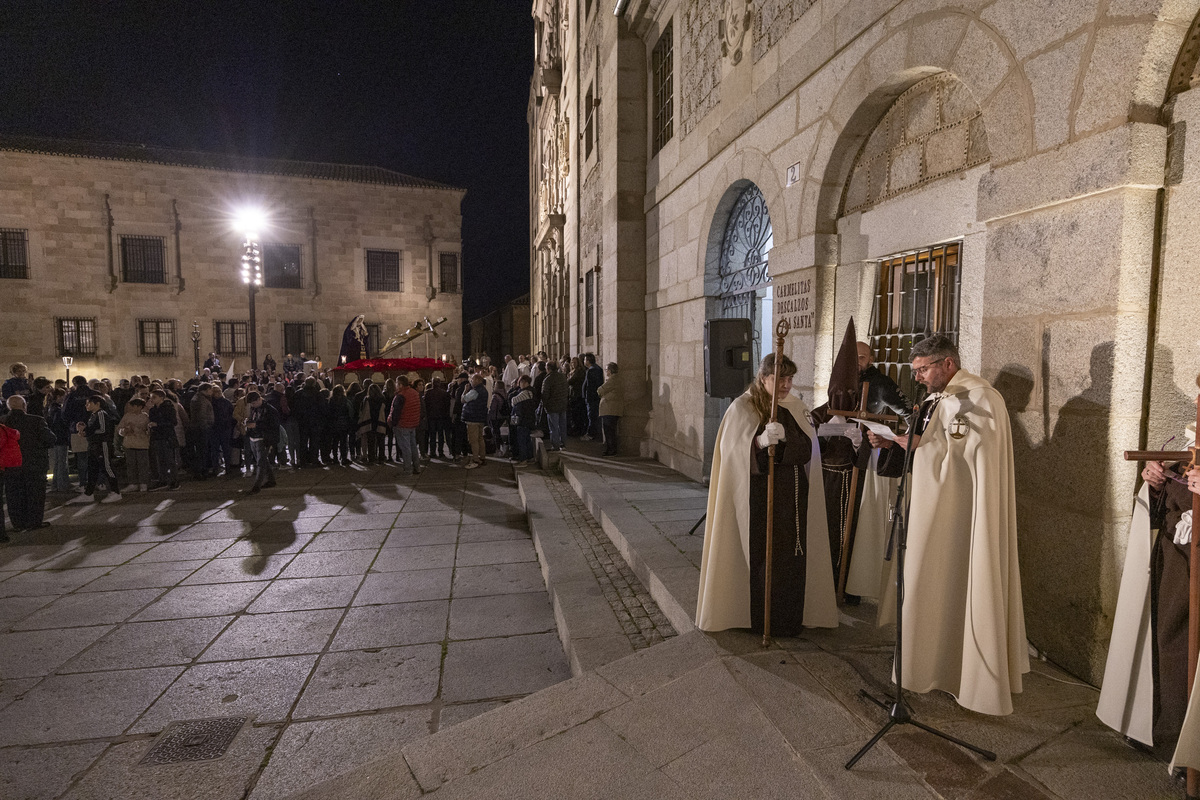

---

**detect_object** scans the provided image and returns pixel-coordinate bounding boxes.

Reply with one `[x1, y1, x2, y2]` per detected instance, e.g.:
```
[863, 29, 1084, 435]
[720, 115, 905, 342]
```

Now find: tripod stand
[845, 398, 996, 770]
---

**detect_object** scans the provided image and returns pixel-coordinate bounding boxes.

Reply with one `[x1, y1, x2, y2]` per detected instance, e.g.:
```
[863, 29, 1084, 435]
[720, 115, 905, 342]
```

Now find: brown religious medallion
[949, 414, 969, 440]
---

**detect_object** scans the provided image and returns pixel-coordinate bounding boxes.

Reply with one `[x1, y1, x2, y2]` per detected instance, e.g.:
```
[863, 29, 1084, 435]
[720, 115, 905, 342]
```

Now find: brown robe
[748, 407, 813, 636]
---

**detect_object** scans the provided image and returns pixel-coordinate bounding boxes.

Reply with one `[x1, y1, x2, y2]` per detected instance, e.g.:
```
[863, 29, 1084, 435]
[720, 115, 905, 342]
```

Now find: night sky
[0, 1, 534, 323]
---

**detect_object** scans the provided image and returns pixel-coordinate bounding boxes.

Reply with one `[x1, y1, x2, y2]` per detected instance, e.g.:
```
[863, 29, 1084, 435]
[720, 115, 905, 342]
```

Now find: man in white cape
[695, 357, 838, 633]
[870, 334, 1028, 716]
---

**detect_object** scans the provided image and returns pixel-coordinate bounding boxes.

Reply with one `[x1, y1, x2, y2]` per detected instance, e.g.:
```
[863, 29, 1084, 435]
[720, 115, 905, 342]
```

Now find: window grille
[264, 243, 302, 289]
[213, 321, 249, 355]
[283, 322, 315, 356]
[120, 236, 167, 284]
[366, 323, 381, 354]
[868, 242, 962, 398]
[0, 228, 28, 279]
[366, 250, 402, 292]
[584, 84, 596, 160]
[57, 318, 97, 356]
[585, 270, 595, 338]
[652, 22, 674, 155]
[439, 253, 460, 294]
[138, 319, 176, 357]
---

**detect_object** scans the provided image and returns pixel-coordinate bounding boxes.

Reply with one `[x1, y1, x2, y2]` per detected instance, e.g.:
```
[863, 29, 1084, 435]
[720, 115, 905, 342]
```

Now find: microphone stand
[845, 393, 996, 770]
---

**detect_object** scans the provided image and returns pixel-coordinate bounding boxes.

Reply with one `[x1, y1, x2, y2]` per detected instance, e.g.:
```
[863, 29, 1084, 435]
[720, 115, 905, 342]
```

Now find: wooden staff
[1125, 384, 1200, 798]
[762, 318, 791, 647]
[829, 381, 899, 601]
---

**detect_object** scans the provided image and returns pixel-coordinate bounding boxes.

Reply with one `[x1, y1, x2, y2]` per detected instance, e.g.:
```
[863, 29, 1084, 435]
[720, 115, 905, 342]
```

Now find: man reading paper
[868, 334, 1029, 716]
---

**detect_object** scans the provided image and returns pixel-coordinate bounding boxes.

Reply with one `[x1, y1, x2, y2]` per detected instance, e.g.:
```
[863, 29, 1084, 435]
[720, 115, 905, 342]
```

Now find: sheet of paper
[817, 422, 858, 438]
[850, 418, 898, 442]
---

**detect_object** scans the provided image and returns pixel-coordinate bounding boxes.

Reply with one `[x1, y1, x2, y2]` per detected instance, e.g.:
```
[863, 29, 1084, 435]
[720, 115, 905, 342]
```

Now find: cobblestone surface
[543, 474, 676, 650]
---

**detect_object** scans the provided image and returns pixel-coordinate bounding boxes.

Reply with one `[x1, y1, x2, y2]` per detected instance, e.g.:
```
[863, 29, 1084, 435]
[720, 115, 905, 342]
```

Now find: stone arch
[693, 150, 783, 474]
[800, 12, 1030, 242]
[1165, 3, 1200, 103]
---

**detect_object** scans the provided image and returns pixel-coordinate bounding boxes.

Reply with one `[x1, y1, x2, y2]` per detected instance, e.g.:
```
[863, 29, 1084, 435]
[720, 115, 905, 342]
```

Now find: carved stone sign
[774, 267, 817, 392]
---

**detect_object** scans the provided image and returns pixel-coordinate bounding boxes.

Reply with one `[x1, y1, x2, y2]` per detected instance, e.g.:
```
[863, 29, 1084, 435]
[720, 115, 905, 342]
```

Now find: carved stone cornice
[535, 214, 566, 250]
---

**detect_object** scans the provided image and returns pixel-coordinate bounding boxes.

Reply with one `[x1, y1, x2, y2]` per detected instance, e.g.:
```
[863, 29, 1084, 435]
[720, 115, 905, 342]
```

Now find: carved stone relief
[681, 0, 723, 139]
[720, 0, 750, 65]
[537, 98, 570, 224]
[752, 0, 817, 63]
[843, 73, 991, 215]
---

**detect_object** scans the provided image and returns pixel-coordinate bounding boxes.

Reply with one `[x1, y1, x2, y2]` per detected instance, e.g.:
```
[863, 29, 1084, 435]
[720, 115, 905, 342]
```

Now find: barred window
[120, 235, 167, 284]
[439, 252, 460, 294]
[214, 320, 249, 355]
[869, 242, 962, 397]
[652, 22, 673, 156]
[584, 83, 596, 160]
[366, 323, 381, 353]
[264, 243, 302, 289]
[57, 318, 97, 356]
[138, 319, 176, 357]
[585, 269, 596, 338]
[283, 322, 315, 356]
[366, 249, 402, 292]
[0, 228, 28, 279]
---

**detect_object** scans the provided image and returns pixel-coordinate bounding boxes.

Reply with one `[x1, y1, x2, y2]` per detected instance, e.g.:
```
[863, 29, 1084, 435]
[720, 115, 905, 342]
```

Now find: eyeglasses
[911, 358, 946, 377]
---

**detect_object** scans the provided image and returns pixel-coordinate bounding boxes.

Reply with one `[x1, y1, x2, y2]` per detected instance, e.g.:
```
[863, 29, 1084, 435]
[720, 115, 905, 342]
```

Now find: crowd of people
[0, 351, 622, 541]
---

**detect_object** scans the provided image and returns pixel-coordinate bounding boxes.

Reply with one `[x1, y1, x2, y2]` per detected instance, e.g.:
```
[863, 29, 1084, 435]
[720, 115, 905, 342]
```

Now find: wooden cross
[829, 381, 900, 601]
[1125, 387, 1200, 798]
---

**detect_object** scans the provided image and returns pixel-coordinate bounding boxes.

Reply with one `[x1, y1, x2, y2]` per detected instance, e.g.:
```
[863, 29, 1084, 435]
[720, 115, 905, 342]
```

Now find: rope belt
[794, 465, 804, 556]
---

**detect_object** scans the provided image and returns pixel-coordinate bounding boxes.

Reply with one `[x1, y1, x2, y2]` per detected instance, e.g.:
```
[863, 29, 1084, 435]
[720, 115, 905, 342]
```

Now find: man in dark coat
[582, 353, 605, 439]
[244, 392, 281, 492]
[424, 379, 451, 458]
[541, 361, 569, 451]
[2, 396, 54, 530]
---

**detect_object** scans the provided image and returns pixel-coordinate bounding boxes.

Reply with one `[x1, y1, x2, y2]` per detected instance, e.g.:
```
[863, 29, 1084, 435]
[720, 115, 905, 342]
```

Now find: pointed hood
[827, 318, 859, 413]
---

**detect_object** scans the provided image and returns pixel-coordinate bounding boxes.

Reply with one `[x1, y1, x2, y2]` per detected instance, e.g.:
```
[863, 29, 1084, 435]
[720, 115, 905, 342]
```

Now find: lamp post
[62, 354, 72, 384]
[236, 208, 266, 371]
[191, 321, 201, 376]
[241, 239, 262, 369]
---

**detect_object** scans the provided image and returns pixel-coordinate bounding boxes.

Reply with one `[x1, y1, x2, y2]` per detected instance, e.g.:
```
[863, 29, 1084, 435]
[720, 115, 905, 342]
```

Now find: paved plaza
[0, 461, 571, 799]
[0, 452, 1190, 799]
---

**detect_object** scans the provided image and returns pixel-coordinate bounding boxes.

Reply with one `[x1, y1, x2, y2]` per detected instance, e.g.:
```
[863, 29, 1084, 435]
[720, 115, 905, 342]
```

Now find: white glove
[756, 421, 785, 448]
[845, 426, 862, 449]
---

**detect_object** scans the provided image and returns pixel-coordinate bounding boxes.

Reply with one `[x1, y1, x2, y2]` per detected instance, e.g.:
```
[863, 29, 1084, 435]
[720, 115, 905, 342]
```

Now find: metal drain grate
[140, 716, 249, 766]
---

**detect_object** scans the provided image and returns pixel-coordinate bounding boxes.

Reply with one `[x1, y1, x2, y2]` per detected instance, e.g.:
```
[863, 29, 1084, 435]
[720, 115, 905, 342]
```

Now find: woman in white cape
[695, 353, 838, 635]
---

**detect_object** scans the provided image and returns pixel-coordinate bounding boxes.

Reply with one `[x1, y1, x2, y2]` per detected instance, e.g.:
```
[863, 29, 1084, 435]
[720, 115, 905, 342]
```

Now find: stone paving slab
[0, 459, 571, 799]
[560, 455, 701, 633]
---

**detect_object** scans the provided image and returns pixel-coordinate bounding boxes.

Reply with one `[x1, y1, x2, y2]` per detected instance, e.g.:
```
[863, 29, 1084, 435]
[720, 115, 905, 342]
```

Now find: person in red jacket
[0, 419, 21, 543]
[388, 375, 422, 475]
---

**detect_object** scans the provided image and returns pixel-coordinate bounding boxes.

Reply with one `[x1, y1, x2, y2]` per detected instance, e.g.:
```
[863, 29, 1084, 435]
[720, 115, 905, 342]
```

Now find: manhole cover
[140, 716, 249, 766]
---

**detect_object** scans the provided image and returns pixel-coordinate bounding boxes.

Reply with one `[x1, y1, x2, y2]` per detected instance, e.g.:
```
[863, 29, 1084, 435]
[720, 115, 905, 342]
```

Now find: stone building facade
[0, 137, 464, 380]
[528, 0, 1200, 683]
[468, 293, 532, 360]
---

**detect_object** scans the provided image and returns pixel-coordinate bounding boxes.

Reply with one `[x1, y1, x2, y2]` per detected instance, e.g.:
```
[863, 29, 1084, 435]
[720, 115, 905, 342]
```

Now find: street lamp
[191, 321, 201, 376]
[235, 207, 266, 370]
[62, 354, 72, 384]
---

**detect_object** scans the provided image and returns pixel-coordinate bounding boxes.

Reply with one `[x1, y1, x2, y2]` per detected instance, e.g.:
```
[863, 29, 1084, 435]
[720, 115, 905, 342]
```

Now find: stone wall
[534, 0, 1200, 682]
[0, 150, 464, 381]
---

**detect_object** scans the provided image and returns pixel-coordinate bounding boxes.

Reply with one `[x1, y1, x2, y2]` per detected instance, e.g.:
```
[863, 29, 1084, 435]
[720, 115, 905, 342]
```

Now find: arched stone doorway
[701, 180, 774, 471]
[716, 183, 774, 364]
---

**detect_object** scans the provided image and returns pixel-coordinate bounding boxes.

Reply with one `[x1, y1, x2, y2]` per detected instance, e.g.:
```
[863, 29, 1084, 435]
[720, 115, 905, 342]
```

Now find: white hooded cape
[695, 392, 838, 632]
[879, 370, 1029, 716]
[1096, 484, 1156, 745]
[845, 449, 897, 600]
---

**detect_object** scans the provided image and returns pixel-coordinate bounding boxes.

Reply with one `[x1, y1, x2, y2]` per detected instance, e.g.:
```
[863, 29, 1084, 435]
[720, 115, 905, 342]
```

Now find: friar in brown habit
[811, 319, 866, 587]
